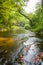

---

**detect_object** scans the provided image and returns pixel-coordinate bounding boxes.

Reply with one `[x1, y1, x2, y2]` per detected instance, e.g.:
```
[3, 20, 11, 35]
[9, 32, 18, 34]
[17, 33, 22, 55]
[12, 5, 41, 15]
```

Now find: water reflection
[22, 37, 43, 65]
[0, 31, 28, 65]
[0, 32, 19, 65]
[0, 31, 43, 65]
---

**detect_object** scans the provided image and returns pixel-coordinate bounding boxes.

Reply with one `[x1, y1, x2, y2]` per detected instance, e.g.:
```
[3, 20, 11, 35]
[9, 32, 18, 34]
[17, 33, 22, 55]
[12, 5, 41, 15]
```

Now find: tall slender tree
[42, 0, 43, 7]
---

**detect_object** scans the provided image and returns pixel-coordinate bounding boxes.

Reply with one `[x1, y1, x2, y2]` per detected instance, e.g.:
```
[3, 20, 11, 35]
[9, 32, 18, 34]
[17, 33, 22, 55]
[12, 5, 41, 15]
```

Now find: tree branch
[18, 10, 33, 26]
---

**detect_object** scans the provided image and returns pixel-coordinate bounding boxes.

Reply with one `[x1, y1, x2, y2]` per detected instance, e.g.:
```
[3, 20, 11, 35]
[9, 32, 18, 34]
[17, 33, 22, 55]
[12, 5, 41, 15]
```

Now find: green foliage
[0, 0, 43, 37]
[0, 0, 15, 29]
[0, 0, 29, 30]
[31, 7, 43, 35]
[24, 24, 30, 30]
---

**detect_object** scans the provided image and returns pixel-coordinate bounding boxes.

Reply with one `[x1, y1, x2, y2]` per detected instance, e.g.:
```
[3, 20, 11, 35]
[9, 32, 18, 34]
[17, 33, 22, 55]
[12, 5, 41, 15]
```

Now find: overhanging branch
[18, 10, 33, 25]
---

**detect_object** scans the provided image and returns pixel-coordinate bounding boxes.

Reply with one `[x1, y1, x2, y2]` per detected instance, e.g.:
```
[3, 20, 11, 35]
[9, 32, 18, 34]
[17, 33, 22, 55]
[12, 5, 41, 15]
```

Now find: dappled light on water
[0, 37, 16, 46]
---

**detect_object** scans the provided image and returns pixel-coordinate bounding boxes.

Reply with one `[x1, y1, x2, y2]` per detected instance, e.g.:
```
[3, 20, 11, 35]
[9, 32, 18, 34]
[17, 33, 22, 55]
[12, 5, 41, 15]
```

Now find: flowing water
[0, 31, 43, 65]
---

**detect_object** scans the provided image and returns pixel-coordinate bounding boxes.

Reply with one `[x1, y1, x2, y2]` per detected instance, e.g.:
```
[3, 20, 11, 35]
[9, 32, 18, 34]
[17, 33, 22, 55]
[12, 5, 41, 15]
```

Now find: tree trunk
[18, 10, 33, 26]
[42, 0, 43, 7]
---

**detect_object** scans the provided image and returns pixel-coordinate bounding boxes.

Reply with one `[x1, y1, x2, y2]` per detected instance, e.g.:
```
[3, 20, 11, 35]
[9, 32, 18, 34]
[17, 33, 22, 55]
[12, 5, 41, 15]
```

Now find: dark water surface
[0, 31, 43, 65]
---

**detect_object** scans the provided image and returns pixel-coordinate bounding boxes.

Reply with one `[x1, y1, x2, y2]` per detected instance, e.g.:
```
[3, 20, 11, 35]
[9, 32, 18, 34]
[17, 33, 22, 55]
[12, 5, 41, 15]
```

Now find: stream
[0, 31, 43, 65]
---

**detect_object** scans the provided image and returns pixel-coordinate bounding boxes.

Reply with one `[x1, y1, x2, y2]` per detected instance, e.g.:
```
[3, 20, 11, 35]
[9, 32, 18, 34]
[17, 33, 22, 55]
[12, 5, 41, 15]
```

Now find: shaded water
[0, 31, 43, 65]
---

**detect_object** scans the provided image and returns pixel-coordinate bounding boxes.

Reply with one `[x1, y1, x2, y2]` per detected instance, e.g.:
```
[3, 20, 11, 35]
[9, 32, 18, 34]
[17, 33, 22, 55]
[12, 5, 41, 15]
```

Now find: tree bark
[42, 0, 43, 7]
[18, 10, 33, 26]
